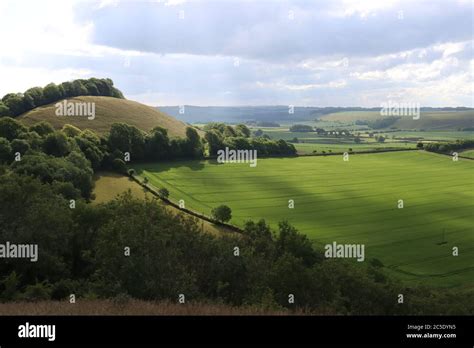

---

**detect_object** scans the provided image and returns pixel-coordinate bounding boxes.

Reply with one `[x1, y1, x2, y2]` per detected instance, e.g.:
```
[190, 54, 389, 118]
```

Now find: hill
[18, 96, 199, 138]
[321, 110, 474, 130]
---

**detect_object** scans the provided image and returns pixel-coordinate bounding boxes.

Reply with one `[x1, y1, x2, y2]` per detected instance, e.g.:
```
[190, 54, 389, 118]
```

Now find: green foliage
[10, 139, 30, 155]
[289, 124, 314, 132]
[0, 137, 12, 163]
[0, 102, 11, 117]
[0, 271, 21, 301]
[211, 205, 232, 223]
[30, 121, 55, 136]
[43, 83, 62, 104]
[43, 131, 71, 157]
[204, 130, 224, 156]
[0, 117, 27, 141]
[235, 124, 251, 137]
[24, 87, 44, 108]
[1, 78, 124, 119]
[0, 174, 471, 314]
[62, 124, 81, 137]
[158, 187, 169, 199]
[11, 152, 94, 199]
[2, 93, 26, 116]
[112, 158, 127, 174]
[108, 123, 145, 161]
[22, 282, 52, 301]
[424, 139, 474, 154]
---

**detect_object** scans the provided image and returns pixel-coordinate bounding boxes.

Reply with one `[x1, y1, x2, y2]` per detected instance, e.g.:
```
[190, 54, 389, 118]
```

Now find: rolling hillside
[18, 96, 200, 138]
[321, 110, 474, 130]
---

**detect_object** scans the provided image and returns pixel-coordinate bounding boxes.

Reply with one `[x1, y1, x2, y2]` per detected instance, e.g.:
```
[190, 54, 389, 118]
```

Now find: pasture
[135, 151, 474, 288]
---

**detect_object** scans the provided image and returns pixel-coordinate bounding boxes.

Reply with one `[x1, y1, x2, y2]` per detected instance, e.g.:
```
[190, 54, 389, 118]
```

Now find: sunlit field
[136, 151, 474, 288]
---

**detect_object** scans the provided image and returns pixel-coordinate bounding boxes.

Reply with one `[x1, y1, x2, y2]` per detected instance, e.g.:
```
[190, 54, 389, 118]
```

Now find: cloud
[0, 0, 472, 107]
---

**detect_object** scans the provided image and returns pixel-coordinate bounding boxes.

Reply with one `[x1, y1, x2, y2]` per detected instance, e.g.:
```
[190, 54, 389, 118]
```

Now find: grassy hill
[18, 96, 200, 138]
[321, 110, 474, 130]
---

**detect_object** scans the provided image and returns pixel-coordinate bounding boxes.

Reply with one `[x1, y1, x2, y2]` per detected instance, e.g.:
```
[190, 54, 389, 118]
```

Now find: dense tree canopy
[0, 78, 124, 117]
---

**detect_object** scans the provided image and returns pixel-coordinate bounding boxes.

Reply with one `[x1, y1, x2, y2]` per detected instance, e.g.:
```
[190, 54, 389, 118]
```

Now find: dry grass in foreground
[0, 300, 315, 316]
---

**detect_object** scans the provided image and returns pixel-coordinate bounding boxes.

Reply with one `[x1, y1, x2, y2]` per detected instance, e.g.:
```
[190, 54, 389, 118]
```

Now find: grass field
[321, 110, 474, 130]
[92, 172, 231, 236]
[293, 142, 414, 154]
[18, 96, 201, 137]
[135, 151, 474, 288]
[460, 149, 474, 159]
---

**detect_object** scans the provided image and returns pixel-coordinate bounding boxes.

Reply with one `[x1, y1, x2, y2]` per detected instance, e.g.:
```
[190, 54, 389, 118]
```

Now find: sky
[0, 0, 472, 107]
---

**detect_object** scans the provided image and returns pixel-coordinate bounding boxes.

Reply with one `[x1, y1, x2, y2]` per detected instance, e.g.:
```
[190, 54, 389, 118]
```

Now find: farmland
[248, 125, 473, 154]
[135, 151, 474, 288]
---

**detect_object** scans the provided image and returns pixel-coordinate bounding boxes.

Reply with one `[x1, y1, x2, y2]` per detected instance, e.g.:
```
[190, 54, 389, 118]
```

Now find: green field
[135, 151, 474, 288]
[293, 142, 414, 154]
[460, 149, 474, 159]
[321, 110, 474, 130]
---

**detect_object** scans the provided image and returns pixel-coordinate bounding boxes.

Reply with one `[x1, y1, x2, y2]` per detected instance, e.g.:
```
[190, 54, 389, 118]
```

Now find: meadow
[135, 151, 474, 288]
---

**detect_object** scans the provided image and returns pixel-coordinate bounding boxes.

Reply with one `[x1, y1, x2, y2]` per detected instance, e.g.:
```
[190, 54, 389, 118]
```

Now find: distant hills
[158, 105, 473, 125]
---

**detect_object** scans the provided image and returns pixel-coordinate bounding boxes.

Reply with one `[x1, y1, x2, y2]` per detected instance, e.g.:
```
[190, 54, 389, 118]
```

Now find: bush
[158, 187, 169, 199]
[22, 282, 52, 301]
[211, 205, 232, 223]
[112, 158, 127, 174]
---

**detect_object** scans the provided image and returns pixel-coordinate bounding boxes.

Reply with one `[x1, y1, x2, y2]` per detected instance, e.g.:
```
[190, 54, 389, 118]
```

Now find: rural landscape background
[0, 0, 472, 316]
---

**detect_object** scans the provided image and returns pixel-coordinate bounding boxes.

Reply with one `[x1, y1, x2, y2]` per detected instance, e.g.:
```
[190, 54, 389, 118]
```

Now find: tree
[108, 123, 145, 161]
[30, 121, 55, 136]
[43, 132, 71, 157]
[43, 83, 62, 104]
[235, 124, 251, 138]
[10, 139, 30, 156]
[0, 117, 27, 141]
[2, 93, 26, 116]
[158, 187, 169, 199]
[204, 130, 223, 156]
[24, 87, 45, 108]
[112, 158, 127, 174]
[211, 205, 232, 223]
[0, 137, 12, 163]
[0, 102, 10, 117]
[184, 127, 203, 158]
[145, 126, 170, 160]
[62, 124, 81, 137]
[416, 142, 424, 149]
[377, 136, 385, 143]
[289, 124, 314, 132]
[354, 136, 361, 144]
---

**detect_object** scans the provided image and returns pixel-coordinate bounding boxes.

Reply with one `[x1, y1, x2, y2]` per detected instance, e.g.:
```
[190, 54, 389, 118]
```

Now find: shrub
[211, 205, 232, 223]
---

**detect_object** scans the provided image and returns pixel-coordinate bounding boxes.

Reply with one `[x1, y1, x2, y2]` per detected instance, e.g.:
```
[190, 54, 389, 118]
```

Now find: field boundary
[129, 174, 244, 234]
[201, 147, 419, 161]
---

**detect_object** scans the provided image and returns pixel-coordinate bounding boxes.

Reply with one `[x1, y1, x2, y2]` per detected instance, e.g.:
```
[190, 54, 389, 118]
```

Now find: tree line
[204, 122, 296, 156]
[422, 139, 474, 154]
[0, 78, 124, 117]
